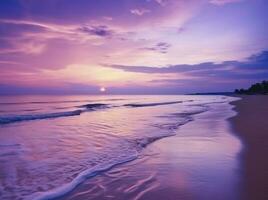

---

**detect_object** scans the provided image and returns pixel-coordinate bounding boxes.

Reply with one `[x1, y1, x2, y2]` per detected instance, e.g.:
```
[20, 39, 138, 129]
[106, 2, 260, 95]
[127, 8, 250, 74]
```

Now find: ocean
[0, 95, 241, 200]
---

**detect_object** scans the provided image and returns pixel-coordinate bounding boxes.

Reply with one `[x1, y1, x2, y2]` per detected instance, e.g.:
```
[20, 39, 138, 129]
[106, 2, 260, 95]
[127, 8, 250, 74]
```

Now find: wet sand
[230, 96, 268, 200]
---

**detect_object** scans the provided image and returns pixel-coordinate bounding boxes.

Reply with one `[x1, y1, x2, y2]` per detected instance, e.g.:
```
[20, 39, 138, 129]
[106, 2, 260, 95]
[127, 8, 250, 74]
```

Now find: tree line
[235, 80, 268, 95]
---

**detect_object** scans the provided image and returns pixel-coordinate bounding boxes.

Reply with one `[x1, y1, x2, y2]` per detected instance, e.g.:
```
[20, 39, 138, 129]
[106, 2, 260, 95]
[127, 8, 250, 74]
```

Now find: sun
[100, 87, 106, 92]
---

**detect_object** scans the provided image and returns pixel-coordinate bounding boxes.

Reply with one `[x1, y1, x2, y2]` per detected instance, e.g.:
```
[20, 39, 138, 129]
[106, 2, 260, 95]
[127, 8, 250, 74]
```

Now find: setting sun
[100, 87, 106, 92]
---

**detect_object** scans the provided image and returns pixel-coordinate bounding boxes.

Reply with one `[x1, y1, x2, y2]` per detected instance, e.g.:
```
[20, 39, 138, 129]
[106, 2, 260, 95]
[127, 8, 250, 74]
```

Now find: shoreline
[58, 97, 241, 200]
[229, 95, 268, 200]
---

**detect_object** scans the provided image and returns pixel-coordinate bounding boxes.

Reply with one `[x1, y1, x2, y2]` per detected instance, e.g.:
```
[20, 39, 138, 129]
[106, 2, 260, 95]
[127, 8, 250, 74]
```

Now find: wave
[0, 110, 83, 125]
[154, 107, 208, 131]
[0, 101, 207, 125]
[79, 103, 109, 110]
[30, 154, 137, 200]
[124, 101, 182, 108]
[0, 103, 112, 125]
[29, 132, 175, 200]
[0, 101, 193, 125]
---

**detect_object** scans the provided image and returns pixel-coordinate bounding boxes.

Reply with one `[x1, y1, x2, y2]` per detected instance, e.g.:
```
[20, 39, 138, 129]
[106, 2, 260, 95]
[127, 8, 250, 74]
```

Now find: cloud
[209, 0, 242, 6]
[104, 50, 268, 80]
[142, 42, 171, 54]
[152, 0, 166, 6]
[0, 0, 196, 27]
[248, 50, 268, 63]
[0, 20, 49, 54]
[0, 21, 47, 38]
[130, 8, 151, 16]
[0, 0, 202, 45]
[0, 19, 122, 68]
[78, 25, 114, 37]
[0, 19, 119, 44]
[0, 0, 266, 94]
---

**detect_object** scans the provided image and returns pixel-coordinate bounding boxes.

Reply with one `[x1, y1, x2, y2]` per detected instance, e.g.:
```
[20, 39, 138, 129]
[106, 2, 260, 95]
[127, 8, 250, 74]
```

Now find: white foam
[30, 154, 138, 200]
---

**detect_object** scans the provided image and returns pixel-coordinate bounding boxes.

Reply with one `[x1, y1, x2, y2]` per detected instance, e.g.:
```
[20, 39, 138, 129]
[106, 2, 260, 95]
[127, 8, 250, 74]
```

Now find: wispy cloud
[209, 0, 242, 6]
[154, 0, 166, 6]
[142, 42, 171, 54]
[78, 25, 114, 37]
[130, 8, 151, 16]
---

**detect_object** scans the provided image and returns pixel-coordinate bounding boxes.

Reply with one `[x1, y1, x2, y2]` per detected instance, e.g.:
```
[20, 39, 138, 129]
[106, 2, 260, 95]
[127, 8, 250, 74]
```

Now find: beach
[0, 95, 242, 200]
[2, 95, 268, 200]
[57, 96, 242, 200]
[230, 96, 268, 200]
[59, 96, 268, 200]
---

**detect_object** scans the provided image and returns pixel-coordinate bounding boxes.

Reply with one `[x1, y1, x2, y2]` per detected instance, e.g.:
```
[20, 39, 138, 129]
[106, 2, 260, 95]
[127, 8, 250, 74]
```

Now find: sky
[0, 0, 268, 94]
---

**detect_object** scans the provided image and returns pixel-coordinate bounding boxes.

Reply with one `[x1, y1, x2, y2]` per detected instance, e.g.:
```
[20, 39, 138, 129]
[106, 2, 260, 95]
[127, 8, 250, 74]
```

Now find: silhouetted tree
[234, 80, 268, 95]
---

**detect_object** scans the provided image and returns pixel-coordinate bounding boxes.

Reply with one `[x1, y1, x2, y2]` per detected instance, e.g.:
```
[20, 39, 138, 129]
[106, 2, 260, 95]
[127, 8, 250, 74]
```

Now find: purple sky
[0, 0, 268, 94]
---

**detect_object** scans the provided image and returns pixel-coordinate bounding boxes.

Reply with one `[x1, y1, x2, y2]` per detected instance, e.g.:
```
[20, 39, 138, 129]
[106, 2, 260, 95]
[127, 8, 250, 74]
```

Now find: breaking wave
[124, 101, 183, 107]
[0, 100, 187, 125]
[30, 133, 180, 200]
[0, 110, 83, 125]
[0, 103, 111, 125]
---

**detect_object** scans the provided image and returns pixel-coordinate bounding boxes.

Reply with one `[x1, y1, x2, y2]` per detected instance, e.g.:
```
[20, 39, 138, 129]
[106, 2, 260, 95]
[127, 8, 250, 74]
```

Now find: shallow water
[0, 95, 241, 200]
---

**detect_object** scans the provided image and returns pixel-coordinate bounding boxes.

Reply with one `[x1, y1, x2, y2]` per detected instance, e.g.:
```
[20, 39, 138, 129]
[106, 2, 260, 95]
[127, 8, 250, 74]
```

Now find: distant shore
[230, 95, 268, 200]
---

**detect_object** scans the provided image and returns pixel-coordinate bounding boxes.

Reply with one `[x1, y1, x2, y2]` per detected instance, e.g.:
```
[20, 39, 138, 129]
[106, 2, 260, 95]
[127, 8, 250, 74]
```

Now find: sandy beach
[230, 96, 268, 200]
[57, 96, 268, 200]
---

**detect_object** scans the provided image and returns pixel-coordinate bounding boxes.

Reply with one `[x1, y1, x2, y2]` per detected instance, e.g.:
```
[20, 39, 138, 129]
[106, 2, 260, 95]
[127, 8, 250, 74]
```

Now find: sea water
[0, 95, 240, 199]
